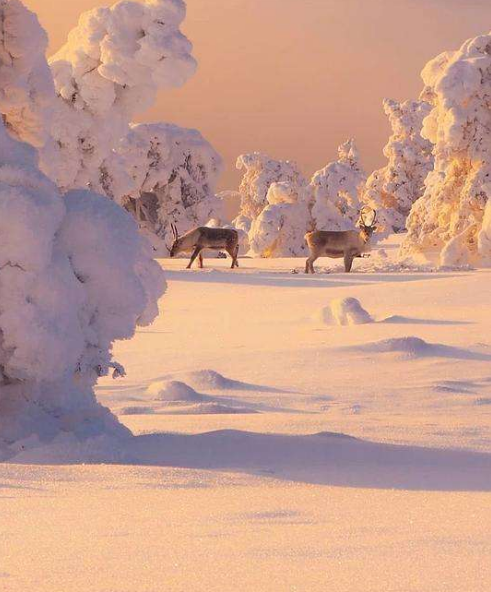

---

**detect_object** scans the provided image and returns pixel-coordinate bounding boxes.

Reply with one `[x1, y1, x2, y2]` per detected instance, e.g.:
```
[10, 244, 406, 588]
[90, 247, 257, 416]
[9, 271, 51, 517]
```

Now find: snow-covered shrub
[248, 181, 311, 257]
[401, 37, 491, 266]
[41, 0, 197, 196]
[319, 298, 373, 326]
[108, 123, 223, 253]
[311, 139, 367, 231]
[362, 99, 433, 237]
[235, 152, 308, 220]
[0, 0, 166, 456]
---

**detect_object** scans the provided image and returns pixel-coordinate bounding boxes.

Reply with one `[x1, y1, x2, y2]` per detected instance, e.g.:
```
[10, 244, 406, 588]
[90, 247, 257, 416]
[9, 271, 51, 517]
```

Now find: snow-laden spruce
[401, 36, 491, 266]
[0, 0, 165, 456]
[40, 0, 196, 196]
[248, 181, 311, 257]
[311, 139, 367, 232]
[362, 99, 433, 237]
[108, 123, 224, 254]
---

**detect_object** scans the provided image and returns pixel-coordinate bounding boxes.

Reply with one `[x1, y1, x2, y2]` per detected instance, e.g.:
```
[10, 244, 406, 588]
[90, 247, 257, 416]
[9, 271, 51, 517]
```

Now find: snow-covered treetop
[42, 0, 197, 193]
[311, 139, 367, 231]
[362, 98, 433, 236]
[0, 0, 54, 147]
[401, 32, 491, 265]
[236, 152, 307, 219]
[51, 0, 196, 118]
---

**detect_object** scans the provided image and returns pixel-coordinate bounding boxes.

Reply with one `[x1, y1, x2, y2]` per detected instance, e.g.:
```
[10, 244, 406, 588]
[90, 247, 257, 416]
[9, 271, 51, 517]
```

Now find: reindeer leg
[344, 253, 354, 273]
[305, 256, 316, 274]
[226, 246, 237, 269]
[234, 244, 239, 268]
[187, 246, 202, 269]
[198, 253, 204, 269]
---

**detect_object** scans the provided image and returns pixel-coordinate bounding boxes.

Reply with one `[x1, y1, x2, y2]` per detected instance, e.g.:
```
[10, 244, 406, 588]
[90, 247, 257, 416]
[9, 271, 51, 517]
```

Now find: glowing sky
[24, 0, 491, 190]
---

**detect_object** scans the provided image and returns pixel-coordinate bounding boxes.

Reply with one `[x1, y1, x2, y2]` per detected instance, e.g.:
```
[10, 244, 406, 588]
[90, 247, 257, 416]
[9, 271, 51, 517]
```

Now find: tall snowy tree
[362, 99, 433, 237]
[401, 37, 491, 266]
[0, 0, 165, 457]
[311, 139, 367, 231]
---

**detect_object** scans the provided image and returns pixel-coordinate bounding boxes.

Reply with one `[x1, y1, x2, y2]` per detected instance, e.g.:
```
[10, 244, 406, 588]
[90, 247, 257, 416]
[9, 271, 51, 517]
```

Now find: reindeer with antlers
[169, 223, 240, 269]
[304, 206, 377, 274]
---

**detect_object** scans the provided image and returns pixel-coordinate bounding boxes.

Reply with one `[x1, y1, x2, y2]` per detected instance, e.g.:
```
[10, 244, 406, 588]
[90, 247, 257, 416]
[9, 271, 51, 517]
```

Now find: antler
[171, 223, 179, 240]
[359, 206, 376, 227]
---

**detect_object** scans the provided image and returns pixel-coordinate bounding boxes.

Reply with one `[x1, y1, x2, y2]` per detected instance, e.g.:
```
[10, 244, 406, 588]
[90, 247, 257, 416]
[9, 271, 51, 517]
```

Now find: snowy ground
[1, 235, 491, 591]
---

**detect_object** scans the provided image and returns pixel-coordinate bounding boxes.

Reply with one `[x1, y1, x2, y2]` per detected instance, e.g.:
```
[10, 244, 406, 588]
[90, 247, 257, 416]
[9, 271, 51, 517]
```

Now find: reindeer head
[169, 223, 183, 257]
[358, 206, 377, 242]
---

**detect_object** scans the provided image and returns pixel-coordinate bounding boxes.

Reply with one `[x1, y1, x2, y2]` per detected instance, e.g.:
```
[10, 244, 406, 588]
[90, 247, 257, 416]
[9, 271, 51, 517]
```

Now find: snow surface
[3, 234, 491, 591]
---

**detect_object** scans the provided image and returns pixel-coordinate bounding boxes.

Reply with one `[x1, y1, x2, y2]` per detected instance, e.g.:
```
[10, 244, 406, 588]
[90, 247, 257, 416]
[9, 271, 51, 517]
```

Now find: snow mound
[147, 380, 203, 402]
[348, 337, 432, 358]
[160, 402, 258, 415]
[182, 370, 242, 390]
[319, 298, 373, 326]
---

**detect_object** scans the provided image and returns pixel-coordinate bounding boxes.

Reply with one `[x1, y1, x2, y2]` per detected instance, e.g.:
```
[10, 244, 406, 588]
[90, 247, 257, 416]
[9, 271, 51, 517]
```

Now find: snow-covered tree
[40, 0, 197, 197]
[107, 123, 223, 253]
[0, 0, 165, 456]
[311, 139, 367, 231]
[362, 99, 433, 237]
[248, 181, 311, 257]
[401, 37, 491, 266]
[0, 0, 55, 147]
[235, 152, 308, 221]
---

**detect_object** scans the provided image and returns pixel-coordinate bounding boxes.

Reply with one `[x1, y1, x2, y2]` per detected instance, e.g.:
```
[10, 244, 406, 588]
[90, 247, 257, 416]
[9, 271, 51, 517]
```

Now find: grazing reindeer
[169, 224, 240, 269]
[304, 207, 377, 274]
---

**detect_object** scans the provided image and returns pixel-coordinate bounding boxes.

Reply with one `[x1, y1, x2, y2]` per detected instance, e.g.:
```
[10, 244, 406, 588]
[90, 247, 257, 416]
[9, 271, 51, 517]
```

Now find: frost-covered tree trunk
[0, 0, 166, 458]
[311, 139, 367, 231]
[401, 38, 491, 266]
[248, 182, 311, 257]
[107, 123, 223, 254]
[362, 99, 433, 237]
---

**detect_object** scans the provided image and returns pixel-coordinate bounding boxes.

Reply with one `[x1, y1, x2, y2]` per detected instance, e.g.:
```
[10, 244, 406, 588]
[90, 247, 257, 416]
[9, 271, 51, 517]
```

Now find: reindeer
[304, 207, 377, 274]
[169, 224, 240, 269]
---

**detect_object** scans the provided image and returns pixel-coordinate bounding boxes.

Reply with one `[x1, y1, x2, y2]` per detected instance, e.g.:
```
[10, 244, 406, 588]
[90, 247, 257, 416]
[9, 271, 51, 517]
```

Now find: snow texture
[362, 99, 433, 237]
[401, 36, 491, 266]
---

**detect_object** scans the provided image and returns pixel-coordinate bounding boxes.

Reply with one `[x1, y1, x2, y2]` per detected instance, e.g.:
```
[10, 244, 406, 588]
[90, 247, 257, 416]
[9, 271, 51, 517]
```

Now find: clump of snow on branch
[362, 99, 433, 237]
[248, 181, 311, 257]
[108, 123, 223, 254]
[311, 139, 367, 231]
[41, 0, 197, 196]
[319, 298, 373, 326]
[401, 37, 491, 266]
[0, 0, 54, 147]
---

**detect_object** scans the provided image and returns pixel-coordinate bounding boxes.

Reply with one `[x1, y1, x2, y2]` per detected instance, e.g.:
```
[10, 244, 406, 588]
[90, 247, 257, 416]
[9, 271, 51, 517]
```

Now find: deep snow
[1, 235, 491, 591]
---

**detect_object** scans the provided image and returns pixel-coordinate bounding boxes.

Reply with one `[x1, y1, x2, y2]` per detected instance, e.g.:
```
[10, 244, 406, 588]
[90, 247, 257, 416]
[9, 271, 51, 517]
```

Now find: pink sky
[25, 0, 491, 190]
